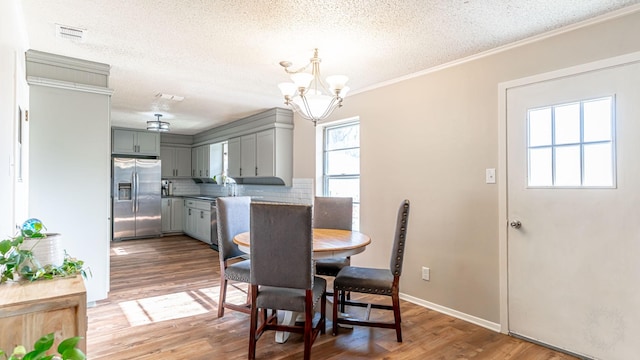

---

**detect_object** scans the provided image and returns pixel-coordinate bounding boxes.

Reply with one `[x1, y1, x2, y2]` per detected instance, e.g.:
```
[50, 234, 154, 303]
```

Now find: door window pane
[584, 98, 612, 142]
[527, 96, 614, 187]
[555, 146, 581, 186]
[554, 103, 580, 145]
[529, 108, 552, 147]
[583, 143, 613, 186]
[529, 148, 552, 186]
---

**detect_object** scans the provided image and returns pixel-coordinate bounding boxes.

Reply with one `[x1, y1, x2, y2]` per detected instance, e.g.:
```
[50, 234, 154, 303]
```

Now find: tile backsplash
[167, 178, 314, 204]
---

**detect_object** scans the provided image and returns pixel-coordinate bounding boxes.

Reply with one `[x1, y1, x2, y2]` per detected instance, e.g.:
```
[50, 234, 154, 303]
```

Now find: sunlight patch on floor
[119, 291, 210, 326]
[112, 247, 128, 255]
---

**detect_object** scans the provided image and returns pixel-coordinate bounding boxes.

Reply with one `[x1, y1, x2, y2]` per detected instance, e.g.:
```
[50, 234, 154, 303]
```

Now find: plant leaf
[32, 333, 54, 352]
[57, 337, 81, 355]
[61, 348, 85, 360]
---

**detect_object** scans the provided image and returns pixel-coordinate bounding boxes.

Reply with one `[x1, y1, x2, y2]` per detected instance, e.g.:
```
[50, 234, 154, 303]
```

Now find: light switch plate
[486, 168, 496, 184]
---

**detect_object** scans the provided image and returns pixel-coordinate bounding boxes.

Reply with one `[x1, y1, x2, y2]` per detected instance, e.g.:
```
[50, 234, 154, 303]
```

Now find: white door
[507, 62, 640, 359]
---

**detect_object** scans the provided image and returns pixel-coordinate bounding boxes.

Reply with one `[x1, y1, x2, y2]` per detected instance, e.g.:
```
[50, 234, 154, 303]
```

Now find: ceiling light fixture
[147, 113, 170, 132]
[278, 48, 349, 126]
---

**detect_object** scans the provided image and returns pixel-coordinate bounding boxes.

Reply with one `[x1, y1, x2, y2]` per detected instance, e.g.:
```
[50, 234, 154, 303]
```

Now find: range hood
[192, 176, 287, 186]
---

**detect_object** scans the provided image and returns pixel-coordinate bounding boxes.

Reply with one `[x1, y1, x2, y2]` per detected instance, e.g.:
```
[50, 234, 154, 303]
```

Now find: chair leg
[248, 285, 259, 360]
[332, 289, 340, 336]
[320, 288, 327, 335]
[392, 292, 402, 342]
[218, 276, 227, 318]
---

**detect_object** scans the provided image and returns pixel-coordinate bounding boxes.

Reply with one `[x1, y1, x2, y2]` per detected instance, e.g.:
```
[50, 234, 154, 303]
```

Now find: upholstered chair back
[313, 196, 353, 230]
[216, 196, 251, 261]
[250, 202, 313, 290]
[389, 200, 410, 276]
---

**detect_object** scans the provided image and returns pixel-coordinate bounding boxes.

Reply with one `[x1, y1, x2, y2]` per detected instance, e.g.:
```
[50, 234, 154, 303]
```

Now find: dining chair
[248, 202, 326, 360]
[313, 196, 353, 277]
[216, 196, 252, 318]
[313, 196, 353, 313]
[332, 199, 410, 342]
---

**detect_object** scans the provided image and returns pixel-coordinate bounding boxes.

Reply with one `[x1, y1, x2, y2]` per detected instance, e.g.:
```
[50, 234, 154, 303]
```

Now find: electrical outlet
[421, 266, 430, 281]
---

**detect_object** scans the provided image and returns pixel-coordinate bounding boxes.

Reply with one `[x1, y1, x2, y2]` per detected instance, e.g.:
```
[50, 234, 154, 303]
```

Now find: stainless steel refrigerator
[112, 158, 161, 240]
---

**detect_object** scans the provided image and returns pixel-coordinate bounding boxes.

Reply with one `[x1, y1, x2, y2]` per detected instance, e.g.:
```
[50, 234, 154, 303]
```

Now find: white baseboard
[400, 293, 502, 333]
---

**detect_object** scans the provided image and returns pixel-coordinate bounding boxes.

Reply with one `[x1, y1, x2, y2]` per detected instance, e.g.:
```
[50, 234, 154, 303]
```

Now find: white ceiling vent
[55, 24, 86, 42]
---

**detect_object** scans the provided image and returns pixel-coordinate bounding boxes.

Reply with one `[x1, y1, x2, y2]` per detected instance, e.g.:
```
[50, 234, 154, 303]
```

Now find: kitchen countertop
[162, 194, 218, 200]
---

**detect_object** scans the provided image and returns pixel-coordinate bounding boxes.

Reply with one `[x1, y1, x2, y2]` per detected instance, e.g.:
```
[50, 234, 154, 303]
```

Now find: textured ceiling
[20, 0, 640, 135]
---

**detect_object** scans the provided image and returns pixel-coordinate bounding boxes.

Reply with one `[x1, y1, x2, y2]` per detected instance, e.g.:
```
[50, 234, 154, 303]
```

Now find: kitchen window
[323, 121, 360, 229]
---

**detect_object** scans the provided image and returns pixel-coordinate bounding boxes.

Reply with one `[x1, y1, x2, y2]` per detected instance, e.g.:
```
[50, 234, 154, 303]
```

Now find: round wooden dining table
[233, 228, 371, 260]
[233, 228, 371, 343]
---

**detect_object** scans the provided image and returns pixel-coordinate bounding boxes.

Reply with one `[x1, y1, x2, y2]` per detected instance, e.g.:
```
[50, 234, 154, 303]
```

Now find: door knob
[510, 220, 522, 229]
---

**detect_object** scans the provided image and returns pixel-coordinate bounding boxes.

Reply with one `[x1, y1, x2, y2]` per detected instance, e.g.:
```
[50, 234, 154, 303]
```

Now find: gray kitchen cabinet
[209, 142, 224, 179]
[227, 137, 241, 178]
[161, 197, 184, 233]
[183, 199, 212, 244]
[191, 145, 211, 178]
[191, 143, 224, 180]
[256, 129, 275, 177]
[240, 133, 257, 177]
[227, 129, 291, 183]
[160, 146, 191, 178]
[112, 129, 159, 156]
[228, 133, 256, 177]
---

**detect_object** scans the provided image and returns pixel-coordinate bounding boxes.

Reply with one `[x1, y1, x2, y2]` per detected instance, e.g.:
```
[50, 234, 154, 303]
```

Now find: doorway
[500, 55, 640, 359]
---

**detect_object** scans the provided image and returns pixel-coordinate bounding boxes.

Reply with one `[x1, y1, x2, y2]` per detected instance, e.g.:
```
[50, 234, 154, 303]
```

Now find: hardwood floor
[87, 236, 577, 359]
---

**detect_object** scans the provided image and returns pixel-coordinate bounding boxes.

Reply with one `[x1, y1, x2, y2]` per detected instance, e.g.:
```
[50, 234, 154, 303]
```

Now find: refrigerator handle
[135, 172, 139, 213]
[131, 172, 136, 213]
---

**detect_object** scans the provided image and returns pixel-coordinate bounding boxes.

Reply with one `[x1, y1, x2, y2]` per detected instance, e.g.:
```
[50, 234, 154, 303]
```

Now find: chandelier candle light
[147, 113, 170, 132]
[278, 48, 349, 125]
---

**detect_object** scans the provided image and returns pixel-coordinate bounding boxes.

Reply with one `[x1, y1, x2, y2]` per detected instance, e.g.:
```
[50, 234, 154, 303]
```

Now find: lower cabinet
[183, 199, 212, 244]
[161, 198, 184, 233]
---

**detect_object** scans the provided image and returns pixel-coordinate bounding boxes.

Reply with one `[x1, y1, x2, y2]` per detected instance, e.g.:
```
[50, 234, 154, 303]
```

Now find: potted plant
[0, 333, 85, 360]
[0, 219, 89, 283]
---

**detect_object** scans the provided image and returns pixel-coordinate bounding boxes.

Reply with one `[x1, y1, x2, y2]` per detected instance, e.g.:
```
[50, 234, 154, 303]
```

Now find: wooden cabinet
[0, 276, 87, 354]
[161, 197, 184, 233]
[227, 129, 292, 183]
[183, 199, 212, 244]
[160, 146, 191, 178]
[112, 129, 159, 156]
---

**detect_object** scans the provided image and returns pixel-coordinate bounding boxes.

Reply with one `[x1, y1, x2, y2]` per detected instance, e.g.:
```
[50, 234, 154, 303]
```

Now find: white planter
[22, 233, 65, 267]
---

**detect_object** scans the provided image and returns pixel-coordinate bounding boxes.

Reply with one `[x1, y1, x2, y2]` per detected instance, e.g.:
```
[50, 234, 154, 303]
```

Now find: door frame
[497, 50, 640, 333]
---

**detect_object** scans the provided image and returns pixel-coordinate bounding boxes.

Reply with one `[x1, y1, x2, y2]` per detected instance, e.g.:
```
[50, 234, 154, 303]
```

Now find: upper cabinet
[160, 146, 191, 178]
[112, 129, 160, 156]
[191, 108, 293, 185]
[191, 145, 210, 178]
[227, 128, 291, 184]
[191, 143, 225, 180]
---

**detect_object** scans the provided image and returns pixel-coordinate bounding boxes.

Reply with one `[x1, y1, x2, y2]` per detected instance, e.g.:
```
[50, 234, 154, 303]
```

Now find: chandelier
[278, 49, 349, 125]
[147, 113, 170, 132]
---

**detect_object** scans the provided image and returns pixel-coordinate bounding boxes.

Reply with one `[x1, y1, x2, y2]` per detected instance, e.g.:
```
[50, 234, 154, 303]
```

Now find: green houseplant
[0, 333, 85, 360]
[0, 221, 89, 359]
[0, 219, 89, 283]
